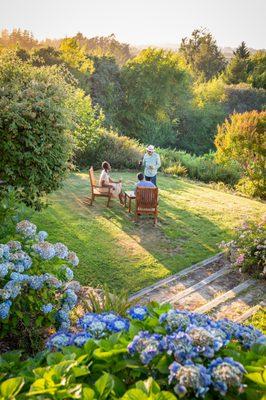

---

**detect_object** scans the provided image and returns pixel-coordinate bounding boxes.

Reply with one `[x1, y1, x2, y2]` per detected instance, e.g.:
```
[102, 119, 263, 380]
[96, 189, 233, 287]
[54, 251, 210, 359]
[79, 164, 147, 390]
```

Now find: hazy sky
[1, 0, 266, 48]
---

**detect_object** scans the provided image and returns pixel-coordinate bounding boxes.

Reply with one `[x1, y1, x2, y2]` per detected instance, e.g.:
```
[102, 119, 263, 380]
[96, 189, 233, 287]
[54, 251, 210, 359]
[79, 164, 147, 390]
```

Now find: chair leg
[107, 195, 111, 207]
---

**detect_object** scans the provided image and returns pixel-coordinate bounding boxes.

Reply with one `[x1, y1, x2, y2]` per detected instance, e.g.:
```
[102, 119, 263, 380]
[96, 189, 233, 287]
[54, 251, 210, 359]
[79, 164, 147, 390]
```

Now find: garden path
[131, 253, 265, 323]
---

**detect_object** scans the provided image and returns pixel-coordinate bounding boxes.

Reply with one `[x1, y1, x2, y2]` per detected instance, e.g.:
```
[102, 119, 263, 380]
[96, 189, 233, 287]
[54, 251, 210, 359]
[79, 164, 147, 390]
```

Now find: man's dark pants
[145, 175, 157, 186]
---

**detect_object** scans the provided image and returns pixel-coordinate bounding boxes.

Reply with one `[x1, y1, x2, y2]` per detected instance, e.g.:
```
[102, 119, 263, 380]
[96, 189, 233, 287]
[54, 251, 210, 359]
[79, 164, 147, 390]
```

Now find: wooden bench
[135, 187, 158, 224]
[88, 166, 112, 207]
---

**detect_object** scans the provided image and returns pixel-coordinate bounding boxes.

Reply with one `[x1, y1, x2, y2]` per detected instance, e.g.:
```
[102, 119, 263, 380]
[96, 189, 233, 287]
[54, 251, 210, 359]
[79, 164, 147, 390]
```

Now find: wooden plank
[195, 279, 256, 314]
[233, 301, 266, 323]
[163, 266, 231, 305]
[130, 252, 224, 301]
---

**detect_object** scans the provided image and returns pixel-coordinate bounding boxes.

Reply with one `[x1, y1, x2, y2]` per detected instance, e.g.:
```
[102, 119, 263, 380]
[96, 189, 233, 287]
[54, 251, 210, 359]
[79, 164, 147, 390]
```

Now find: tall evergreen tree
[233, 41, 250, 59]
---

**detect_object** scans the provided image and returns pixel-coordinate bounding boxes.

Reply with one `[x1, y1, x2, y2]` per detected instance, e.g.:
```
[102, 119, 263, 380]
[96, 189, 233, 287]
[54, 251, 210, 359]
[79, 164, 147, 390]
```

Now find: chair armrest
[93, 185, 112, 193]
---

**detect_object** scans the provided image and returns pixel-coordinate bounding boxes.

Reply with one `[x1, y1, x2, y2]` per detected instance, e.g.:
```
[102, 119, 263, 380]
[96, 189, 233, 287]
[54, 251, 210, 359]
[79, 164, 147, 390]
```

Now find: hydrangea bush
[1, 303, 263, 399]
[220, 217, 266, 278]
[0, 220, 80, 353]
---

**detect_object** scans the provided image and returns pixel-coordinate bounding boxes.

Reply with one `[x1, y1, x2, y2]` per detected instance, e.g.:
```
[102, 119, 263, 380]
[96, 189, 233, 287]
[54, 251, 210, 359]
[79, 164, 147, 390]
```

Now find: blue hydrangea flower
[165, 332, 197, 363]
[43, 273, 62, 288]
[54, 243, 68, 259]
[60, 265, 74, 281]
[7, 241, 22, 252]
[56, 309, 70, 323]
[3, 280, 21, 299]
[65, 280, 80, 293]
[71, 332, 92, 347]
[86, 320, 107, 339]
[67, 251, 79, 267]
[0, 244, 10, 260]
[0, 300, 12, 319]
[127, 306, 148, 320]
[10, 272, 30, 282]
[0, 263, 9, 278]
[100, 312, 118, 324]
[186, 325, 224, 357]
[32, 242, 55, 260]
[11, 263, 25, 273]
[128, 331, 165, 365]
[169, 361, 211, 398]
[9, 251, 32, 270]
[28, 275, 45, 290]
[16, 220, 37, 238]
[41, 303, 53, 314]
[159, 309, 191, 332]
[209, 357, 246, 396]
[46, 332, 72, 350]
[78, 313, 99, 329]
[63, 289, 77, 310]
[107, 317, 130, 333]
[38, 231, 48, 242]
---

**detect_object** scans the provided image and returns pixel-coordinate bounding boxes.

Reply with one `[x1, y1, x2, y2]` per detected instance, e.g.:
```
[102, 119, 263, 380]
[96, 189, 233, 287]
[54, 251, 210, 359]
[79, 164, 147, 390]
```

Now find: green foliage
[59, 38, 94, 75]
[159, 149, 241, 186]
[0, 222, 79, 354]
[75, 32, 132, 66]
[215, 110, 266, 198]
[221, 217, 266, 278]
[248, 51, 266, 89]
[76, 130, 143, 169]
[234, 42, 250, 59]
[119, 48, 192, 147]
[223, 57, 250, 85]
[89, 56, 124, 128]
[0, 303, 264, 399]
[246, 308, 266, 334]
[180, 28, 226, 81]
[224, 84, 266, 114]
[0, 188, 27, 240]
[82, 285, 136, 316]
[163, 164, 187, 177]
[0, 50, 74, 209]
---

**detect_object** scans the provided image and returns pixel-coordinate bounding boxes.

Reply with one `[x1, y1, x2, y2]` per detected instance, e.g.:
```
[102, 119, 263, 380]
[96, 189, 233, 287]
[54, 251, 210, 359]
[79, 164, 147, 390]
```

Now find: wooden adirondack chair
[135, 186, 158, 224]
[89, 166, 112, 207]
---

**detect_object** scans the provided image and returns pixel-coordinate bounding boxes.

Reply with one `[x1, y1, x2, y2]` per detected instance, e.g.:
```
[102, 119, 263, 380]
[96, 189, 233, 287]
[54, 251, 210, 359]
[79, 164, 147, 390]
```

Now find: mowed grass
[31, 171, 265, 293]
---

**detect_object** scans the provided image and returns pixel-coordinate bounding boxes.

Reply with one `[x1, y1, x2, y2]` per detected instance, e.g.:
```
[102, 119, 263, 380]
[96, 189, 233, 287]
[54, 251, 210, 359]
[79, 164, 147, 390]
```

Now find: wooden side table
[124, 191, 136, 213]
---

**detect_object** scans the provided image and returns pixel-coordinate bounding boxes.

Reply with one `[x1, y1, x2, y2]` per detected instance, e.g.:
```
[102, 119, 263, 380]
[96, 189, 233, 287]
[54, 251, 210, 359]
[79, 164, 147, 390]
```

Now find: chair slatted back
[136, 187, 158, 210]
[89, 166, 96, 188]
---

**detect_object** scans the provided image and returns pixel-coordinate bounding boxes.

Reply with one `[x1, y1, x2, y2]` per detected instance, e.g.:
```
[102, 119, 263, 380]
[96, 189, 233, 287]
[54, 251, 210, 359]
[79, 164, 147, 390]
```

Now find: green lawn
[31, 171, 265, 293]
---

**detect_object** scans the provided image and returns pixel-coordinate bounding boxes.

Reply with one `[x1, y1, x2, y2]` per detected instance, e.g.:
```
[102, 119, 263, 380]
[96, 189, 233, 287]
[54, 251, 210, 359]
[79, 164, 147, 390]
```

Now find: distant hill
[131, 44, 265, 59]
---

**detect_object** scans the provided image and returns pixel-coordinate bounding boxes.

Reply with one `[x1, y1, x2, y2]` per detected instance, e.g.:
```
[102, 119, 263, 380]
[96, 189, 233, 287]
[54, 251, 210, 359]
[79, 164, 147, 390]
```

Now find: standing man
[141, 145, 161, 186]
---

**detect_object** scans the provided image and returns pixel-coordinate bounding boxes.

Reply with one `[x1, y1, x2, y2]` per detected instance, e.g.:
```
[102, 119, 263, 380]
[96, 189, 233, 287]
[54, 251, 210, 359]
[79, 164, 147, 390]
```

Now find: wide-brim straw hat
[146, 145, 155, 152]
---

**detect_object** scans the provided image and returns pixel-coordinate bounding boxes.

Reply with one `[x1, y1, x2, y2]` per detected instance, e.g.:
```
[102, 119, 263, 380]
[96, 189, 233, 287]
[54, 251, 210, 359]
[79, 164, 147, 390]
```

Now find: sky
[1, 0, 266, 48]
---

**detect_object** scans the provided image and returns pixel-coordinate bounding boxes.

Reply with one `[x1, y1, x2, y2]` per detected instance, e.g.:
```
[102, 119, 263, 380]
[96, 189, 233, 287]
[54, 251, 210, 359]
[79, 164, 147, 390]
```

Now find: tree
[247, 51, 266, 89]
[74, 33, 132, 66]
[179, 29, 226, 81]
[119, 48, 193, 147]
[233, 41, 250, 59]
[88, 56, 124, 128]
[215, 111, 266, 198]
[59, 38, 94, 75]
[223, 42, 250, 84]
[0, 50, 74, 209]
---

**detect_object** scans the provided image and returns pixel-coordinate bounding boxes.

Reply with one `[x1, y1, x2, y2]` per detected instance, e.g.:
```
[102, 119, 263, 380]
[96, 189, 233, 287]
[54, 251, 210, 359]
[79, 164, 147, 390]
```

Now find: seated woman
[99, 161, 124, 204]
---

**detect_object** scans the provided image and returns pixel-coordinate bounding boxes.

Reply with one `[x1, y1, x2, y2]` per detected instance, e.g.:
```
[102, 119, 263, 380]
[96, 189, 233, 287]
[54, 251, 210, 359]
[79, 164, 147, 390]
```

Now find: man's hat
[146, 145, 155, 152]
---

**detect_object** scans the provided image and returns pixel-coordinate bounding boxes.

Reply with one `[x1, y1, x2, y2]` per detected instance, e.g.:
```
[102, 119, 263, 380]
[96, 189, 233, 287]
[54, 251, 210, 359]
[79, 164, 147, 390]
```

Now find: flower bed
[220, 217, 266, 278]
[0, 220, 80, 353]
[0, 304, 265, 399]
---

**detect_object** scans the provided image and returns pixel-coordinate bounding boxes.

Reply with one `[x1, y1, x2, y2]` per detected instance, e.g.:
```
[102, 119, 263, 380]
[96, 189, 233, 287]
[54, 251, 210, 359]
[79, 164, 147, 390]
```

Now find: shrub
[159, 149, 241, 186]
[164, 163, 187, 177]
[215, 110, 266, 199]
[0, 187, 27, 240]
[0, 220, 80, 353]
[76, 130, 144, 169]
[220, 217, 266, 278]
[0, 50, 73, 209]
[0, 304, 265, 399]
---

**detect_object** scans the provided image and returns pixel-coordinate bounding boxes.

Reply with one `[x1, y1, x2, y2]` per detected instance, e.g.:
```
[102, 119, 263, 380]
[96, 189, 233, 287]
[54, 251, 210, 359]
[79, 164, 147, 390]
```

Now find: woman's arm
[109, 177, 122, 184]
[101, 179, 113, 188]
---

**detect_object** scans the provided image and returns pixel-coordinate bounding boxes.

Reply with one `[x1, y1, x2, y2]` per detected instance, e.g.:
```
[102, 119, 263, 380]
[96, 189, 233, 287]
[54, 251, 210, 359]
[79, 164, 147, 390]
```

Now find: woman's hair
[102, 161, 110, 170]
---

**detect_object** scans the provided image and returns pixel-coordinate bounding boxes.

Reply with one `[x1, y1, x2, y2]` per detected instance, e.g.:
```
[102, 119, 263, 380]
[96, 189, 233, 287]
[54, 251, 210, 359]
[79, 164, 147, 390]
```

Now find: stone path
[130, 253, 265, 322]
